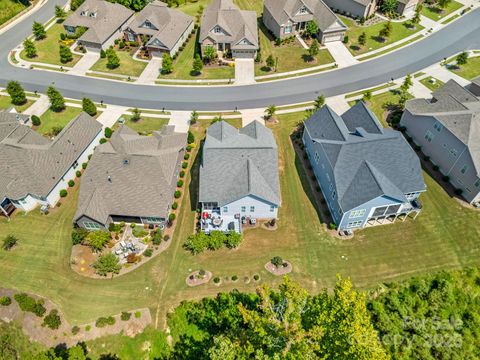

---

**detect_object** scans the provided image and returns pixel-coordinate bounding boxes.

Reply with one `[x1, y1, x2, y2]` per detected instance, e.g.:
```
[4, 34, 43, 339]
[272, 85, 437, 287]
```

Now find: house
[0, 112, 102, 218]
[63, 0, 134, 51]
[124, 1, 194, 57]
[303, 102, 425, 231]
[401, 79, 480, 206]
[199, 0, 258, 59]
[263, 0, 347, 44]
[199, 121, 281, 233]
[323, 0, 418, 19]
[74, 125, 186, 230]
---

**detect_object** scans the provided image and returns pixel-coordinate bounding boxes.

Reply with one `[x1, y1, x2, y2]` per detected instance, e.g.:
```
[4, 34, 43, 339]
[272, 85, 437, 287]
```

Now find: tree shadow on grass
[188, 140, 203, 212]
[349, 45, 360, 51]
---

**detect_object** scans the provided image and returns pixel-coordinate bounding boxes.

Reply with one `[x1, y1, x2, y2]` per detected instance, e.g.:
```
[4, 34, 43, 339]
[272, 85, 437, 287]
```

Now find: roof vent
[107, 175, 112, 183]
[123, 159, 129, 165]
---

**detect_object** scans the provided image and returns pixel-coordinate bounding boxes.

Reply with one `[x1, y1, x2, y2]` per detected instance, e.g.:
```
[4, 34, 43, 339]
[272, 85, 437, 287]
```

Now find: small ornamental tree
[6, 81, 27, 105]
[266, 54, 275, 70]
[86, 231, 111, 252]
[55, 5, 66, 18]
[23, 38, 37, 58]
[202, 45, 216, 64]
[47, 86, 65, 112]
[379, 22, 392, 40]
[187, 130, 195, 144]
[3, 235, 18, 250]
[32, 21, 46, 40]
[438, 0, 452, 10]
[31, 115, 41, 126]
[192, 54, 203, 75]
[358, 32, 367, 46]
[308, 39, 319, 60]
[59, 44, 73, 64]
[190, 110, 199, 125]
[305, 20, 319, 38]
[93, 253, 121, 276]
[380, 0, 398, 13]
[456, 51, 469, 67]
[131, 107, 141, 122]
[411, 6, 421, 27]
[104, 127, 113, 138]
[271, 256, 284, 267]
[106, 48, 120, 69]
[162, 53, 173, 74]
[82, 97, 97, 116]
[265, 105, 276, 119]
[314, 94, 325, 110]
[42, 309, 61, 329]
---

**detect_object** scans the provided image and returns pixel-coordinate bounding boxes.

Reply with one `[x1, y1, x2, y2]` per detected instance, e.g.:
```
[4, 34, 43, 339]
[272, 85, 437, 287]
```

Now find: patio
[200, 210, 241, 234]
[112, 227, 147, 264]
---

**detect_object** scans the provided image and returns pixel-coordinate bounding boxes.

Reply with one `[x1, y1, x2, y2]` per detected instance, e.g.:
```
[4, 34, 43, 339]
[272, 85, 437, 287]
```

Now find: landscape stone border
[265, 261, 292, 276]
[186, 270, 212, 287]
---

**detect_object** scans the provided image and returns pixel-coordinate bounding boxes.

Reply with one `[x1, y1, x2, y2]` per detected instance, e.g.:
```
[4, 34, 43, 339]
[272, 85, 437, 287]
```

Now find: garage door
[323, 33, 344, 43]
[233, 50, 254, 59]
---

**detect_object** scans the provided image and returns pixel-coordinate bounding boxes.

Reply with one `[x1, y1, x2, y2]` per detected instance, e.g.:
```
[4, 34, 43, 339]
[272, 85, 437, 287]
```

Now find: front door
[218, 43, 224, 51]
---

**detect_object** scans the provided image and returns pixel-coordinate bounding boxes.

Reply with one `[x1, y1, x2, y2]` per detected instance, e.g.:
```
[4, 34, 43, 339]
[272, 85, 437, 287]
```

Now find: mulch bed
[186, 270, 212, 287]
[265, 261, 292, 276]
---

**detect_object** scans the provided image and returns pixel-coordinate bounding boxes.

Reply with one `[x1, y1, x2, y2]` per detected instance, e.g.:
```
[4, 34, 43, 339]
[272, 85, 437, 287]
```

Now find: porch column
[413, 211, 420, 220]
[0, 204, 9, 220]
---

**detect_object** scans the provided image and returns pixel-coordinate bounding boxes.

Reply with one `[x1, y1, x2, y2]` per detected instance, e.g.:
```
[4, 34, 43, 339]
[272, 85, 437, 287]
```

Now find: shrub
[271, 256, 283, 268]
[68, 180, 75, 187]
[82, 97, 97, 116]
[455, 188, 463, 195]
[171, 202, 178, 210]
[213, 277, 220, 283]
[86, 231, 111, 251]
[329, 223, 337, 230]
[174, 191, 181, 198]
[442, 175, 450, 182]
[71, 325, 80, 335]
[164, 235, 170, 242]
[82, 162, 87, 169]
[31, 115, 41, 126]
[0, 296, 12, 306]
[121, 311, 131, 321]
[183, 231, 242, 254]
[6, 81, 27, 105]
[177, 180, 184, 187]
[96, 316, 115, 328]
[184, 153, 190, 160]
[182, 161, 188, 169]
[71, 228, 88, 245]
[179, 170, 185, 178]
[169, 213, 176, 222]
[76, 170, 82, 177]
[187, 131, 195, 144]
[144, 248, 153, 257]
[186, 145, 192, 152]
[132, 227, 148, 238]
[99, 138, 107, 144]
[100, 49, 106, 58]
[224, 231, 242, 249]
[253, 274, 260, 281]
[231, 275, 238, 281]
[135, 311, 141, 318]
[42, 309, 61, 329]
[14, 293, 46, 317]
[59, 189, 68, 198]
[152, 229, 162, 245]
[127, 253, 138, 263]
[3, 235, 18, 250]
[104, 127, 113, 139]
[433, 165, 440, 171]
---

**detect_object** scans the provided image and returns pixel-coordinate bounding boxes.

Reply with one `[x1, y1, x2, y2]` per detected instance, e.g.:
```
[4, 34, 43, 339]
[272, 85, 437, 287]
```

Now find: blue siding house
[302, 102, 426, 232]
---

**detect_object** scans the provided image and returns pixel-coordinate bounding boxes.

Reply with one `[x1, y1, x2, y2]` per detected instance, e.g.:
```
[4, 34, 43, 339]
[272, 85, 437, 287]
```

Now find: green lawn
[114, 115, 169, 135]
[420, 76, 444, 92]
[0, 95, 34, 112]
[37, 106, 82, 136]
[175, 0, 212, 17]
[20, 22, 82, 67]
[342, 17, 424, 56]
[0, 0, 27, 26]
[90, 50, 147, 77]
[160, 33, 235, 80]
[449, 56, 480, 80]
[421, 1, 463, 21]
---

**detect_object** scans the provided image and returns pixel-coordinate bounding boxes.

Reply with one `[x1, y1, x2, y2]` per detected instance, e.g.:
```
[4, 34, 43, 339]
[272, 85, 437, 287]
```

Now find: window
[143, 217, 162, 224]
[349, 209, 366, 218]
[84, 222, 101, 230]
[298, 6, 308, 14]
[144, 20, 152, 28]
[223, 206, 228, 213]
[332, 191, 336, 200]
[314, 152, 320, 163]
[250, 206, 255, 212]
[241, 206, 246, 212]
[214, 26, 221, 34]
[127, 33, 135, 42]
[270, 205, 275, 212]
[284, 25, 292, 34]
[461, 165, 468, 174]
[347, 220, 362, 228]
[433, 122, 443, 132]
[449, 148, 458, 157]
[20, 199, 27, 205]
[475, 179, 480, 188]
[424, 130, 434, 142]
[73, 161, 79, 169]
[89, 11, 96, 18]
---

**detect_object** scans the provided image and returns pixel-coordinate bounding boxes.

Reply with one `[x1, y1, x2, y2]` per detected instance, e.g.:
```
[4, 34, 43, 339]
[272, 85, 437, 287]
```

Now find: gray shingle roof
[199, 121, 280, 207]
[199, 0, 258, 50]
[264, 0, 346, 32]
[126, 1, 193, 51]
[74, 125, 186, 225]
[0, 112, 102, 202]
[64, 0, 133, 45]
[305, 102, 425, 211]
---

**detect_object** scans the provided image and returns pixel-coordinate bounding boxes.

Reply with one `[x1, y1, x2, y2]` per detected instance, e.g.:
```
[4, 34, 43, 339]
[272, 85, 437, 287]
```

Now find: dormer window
[144, 20, 153, 28]
[298, 6, 308, 14]
[89, 11, 96, 18]
[80, 10, 87, 16]
[213, 26, 221, 34]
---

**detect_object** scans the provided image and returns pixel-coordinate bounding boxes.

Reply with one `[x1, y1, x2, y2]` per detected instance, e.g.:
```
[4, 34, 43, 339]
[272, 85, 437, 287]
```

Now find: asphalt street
[1, 0, 480, 110]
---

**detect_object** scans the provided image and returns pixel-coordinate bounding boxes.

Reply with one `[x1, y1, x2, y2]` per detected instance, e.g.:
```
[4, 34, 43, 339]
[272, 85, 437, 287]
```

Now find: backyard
[449, 55, 480, 80]
[90, 50, 147, 78]
[20, 22, 82, 67]
[342, 16, 424, 56]
[421, 0, 463, 21]
[114, 115, 169, 135]
[0, 0, 28, 26]
[36, 106, 82, 136]
[0, 94, 33, 112]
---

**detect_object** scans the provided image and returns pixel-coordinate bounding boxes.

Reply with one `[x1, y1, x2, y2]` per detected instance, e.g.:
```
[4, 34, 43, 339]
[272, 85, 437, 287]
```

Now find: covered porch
[365, 200, 422, 227]
[0, 198, 16, 219]
[200, 207, 241, 234]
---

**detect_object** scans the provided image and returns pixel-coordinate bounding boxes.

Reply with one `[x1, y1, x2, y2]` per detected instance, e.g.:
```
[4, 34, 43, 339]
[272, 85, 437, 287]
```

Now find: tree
[32, 21, 46, 40]
[379, 21, 392, 40]
[308, 39, 319, 59]
[31, 115, 41, 126]
[93, 253, 121, 276]
[131, 107, 141, 122]
[266, 54, 275, 70]
[304, 20, 319, 38]
[106, 48, 120, 69]
[82, 97, 97, 116]
[400, 73, 413, 92]
[47, 86, 65, 112]
[161, 53, 173, 74]
[314, 94, 325, 110]
[192, 54, 203, 75]
[202, 45, 216, 63]
[55, 5, 66, 18]
[23, 38, 37, 58]
[104, 127, 113, 138]
[190, 110, 199, 125]
[363, 90, 372, 102]
[411, 6, 421, 27]
[42, 309, 61, 329]
[59, 44, 73, 64]
[187, 130, 195, 144]
[380, 0, 398, 13]
[6, 81, 26, 105]
[438, 0, 451, 10]
[358, 32, 367, 46]
[399, 90, 409, 109]
[271, 256, 283, 267]
[265, 105, 276, 119]
[2, 235, 18, 250]
[456, 51, 469, 67]
[85, 231, 111, 252]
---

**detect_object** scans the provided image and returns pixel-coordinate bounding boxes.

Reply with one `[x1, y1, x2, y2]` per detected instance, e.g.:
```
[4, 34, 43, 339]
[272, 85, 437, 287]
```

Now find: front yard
[342, 17, 424, 56]
[114, 115, 169, 135]
[420, 76, 444, 91]
[36, 106, 82, 136]
[90, 50, 147, 78]
[421, 0, 463, 21]
[448, 55, 480, 80]
[0, 0, 28, 26]
[0, 95, 33, 112]
[20, 22, 82, 67]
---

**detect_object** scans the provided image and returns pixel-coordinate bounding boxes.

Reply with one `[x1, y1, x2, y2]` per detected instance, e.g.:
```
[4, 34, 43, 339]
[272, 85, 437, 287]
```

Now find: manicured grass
[37, 106, 82, 135]
[421, 1, 463, 21]
[90, 50, 147, 77]
[345, 83, 392, 98]
[358, 34, 424, 61]
[342, 17, 424, 56]
[20, 22, 82, 67]
[420, 76, 444, 92]
[0, 95, 34, 112]
[176, 0, 212, 17]
[114, 115, 169, 135]
[0, 0, 27, 26]
[160, 33, 235, 80]
[449, 56, 480, 80]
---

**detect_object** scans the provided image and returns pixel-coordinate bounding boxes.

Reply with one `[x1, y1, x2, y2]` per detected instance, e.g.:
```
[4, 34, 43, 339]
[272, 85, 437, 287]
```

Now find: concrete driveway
[69, 51, 100, 76]
[136, 57, 162, 85]
[324, 41, 358, 68]
[234, 58, 255, 85]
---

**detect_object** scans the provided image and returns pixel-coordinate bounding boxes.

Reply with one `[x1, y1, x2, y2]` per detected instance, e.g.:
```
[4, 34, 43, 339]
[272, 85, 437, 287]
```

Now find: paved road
[1, 0, 480, 110]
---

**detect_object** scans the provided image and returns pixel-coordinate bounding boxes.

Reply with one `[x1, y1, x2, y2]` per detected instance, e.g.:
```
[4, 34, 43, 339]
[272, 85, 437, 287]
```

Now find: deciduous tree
[23, 38, 37, 58]
[32, 21, 46, 40]
[47, 86, 65, 112]
[6, 81, 26, 105]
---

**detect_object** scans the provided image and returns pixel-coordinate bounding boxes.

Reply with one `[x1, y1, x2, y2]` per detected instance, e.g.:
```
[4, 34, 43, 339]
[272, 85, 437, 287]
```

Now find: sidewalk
[169, 111, 190, 133]
[96, 105, 128, 129]
[23, 94, 49, 116]
[240, 108, 265, 126]
[70, 52, 100, 76]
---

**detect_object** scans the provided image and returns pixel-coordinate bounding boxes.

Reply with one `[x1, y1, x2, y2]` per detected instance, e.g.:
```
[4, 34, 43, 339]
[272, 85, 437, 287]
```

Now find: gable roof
[304, 102, 425, 211]
[126, 1, 193, 51]
[199, 121, 280, 207]
[405, 79, 480, 174]
[264, 0, 346, 32]
[74, 125, 186, 225]
[200, 0, 258, 50]
[64, 0, 133, 45]
[0, 112, 102, 202]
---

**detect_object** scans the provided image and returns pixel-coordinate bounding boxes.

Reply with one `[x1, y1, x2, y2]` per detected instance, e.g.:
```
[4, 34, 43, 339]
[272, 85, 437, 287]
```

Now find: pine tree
[55, 5, 66, 18]
[358, 32, 367, 46]
[32, 21, 46, 40]
[162, 53, 173, 74]
[456, 51, 469, 67]
[266, 54, 275, 70]
[192, 54, 203, 75]
[314, 94, 325, 110]
[23, 38, 37, 58]
[6, 81, 27, 106]
[308, 39, 319, 59]
[59, 45, 73, 64]
[82, 97, 97, 116]
[106, 48, 120, 69]
[47, 86, 65, 112]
